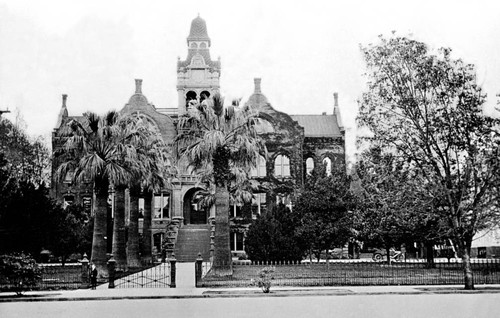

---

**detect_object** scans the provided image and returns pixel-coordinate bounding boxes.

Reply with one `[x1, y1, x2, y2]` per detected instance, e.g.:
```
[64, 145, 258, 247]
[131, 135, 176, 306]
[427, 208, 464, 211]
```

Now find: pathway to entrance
[176, 262, 195, 288]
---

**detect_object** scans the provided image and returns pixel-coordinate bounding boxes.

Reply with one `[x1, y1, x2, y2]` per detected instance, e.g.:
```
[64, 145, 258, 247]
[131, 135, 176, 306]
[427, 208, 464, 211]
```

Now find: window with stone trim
[306, 157, 314, 175]
[251, 155, 266, 177]
[274, 154, 290, 178]
[251, 193, 266, 218]
[323, 157, 332, 176]
[230, 232, 244, 251]
[154, 193, 170, 219]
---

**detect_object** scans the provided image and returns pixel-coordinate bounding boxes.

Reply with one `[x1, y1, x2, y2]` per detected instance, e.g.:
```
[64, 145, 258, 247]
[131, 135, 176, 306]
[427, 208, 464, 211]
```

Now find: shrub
[0, 253, 41, 295]
[252, 266, 275, 293]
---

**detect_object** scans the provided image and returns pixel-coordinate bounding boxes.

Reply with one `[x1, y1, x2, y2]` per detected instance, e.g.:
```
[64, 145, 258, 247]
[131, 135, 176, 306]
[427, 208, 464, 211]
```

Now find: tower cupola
[187, 15, 211, 46]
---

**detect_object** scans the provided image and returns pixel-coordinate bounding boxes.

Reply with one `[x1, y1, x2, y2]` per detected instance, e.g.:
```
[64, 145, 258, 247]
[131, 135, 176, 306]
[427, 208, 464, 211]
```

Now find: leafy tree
[294, 163, 355, 262]
[245, 204, 305, 261]
[55, 111, 163, 274]
[354, 146, 448, 265]
[0, 117, 50, 187]
[358, 35, 500, 289]
[175, 93, 265, 267]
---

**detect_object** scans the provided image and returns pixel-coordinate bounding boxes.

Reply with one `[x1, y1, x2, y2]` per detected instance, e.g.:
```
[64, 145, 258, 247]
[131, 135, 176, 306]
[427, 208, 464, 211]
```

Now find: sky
[0, 0, 499, 163]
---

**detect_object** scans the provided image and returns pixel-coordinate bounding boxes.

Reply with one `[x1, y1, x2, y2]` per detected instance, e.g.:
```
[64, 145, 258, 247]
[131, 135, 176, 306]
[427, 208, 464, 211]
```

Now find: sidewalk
[2, 284, 500, 303]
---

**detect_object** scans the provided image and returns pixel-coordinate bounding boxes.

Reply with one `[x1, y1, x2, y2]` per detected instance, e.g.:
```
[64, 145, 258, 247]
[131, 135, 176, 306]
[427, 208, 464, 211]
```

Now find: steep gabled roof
[290, 114, 342, 138]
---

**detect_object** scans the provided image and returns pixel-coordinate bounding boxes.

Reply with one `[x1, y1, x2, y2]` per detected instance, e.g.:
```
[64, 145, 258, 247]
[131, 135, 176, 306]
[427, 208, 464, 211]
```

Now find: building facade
[51, 16, 345, 260]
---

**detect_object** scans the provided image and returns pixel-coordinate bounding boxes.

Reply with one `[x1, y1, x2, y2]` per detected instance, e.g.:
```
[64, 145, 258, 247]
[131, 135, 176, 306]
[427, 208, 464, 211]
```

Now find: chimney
[254, 78, 262, 94]
[333, 92, 338, 107]
[135, 79, 143, 94]
[62, 94, 68, 107]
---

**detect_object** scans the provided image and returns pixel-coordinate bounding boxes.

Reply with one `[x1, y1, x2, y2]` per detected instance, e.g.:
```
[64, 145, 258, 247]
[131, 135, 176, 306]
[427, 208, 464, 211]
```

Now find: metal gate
[114, 263, 171, 288]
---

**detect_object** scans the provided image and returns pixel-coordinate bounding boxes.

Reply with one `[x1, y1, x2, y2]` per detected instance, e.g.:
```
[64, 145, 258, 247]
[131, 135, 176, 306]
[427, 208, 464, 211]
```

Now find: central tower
[177, 15, 221, 115]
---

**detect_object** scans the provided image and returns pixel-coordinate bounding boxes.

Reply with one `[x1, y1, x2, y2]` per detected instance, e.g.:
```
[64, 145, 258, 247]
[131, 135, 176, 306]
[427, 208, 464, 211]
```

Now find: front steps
[174, 224, 211, 262]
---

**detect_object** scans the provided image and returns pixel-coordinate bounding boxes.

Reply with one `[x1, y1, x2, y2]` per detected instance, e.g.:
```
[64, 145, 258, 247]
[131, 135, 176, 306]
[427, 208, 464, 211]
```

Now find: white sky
[1, 0, 499, 163]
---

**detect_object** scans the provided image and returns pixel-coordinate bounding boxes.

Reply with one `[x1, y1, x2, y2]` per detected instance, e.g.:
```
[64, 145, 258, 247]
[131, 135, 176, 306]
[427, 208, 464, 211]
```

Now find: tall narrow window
[230, 232, 245, 251]
[251, 193, 266, 218]
[154, 193, 170, 219]
[323, 157, 332, 176]
[251, 155, 266, 177]
[274, 154, 290, 177]
[138, 198, 145, 219]
[306, 157, 314, 175]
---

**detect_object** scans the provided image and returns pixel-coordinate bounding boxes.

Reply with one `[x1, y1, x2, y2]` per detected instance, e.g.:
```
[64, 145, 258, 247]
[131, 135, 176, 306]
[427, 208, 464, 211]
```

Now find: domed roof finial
[135, 79, 143, 94]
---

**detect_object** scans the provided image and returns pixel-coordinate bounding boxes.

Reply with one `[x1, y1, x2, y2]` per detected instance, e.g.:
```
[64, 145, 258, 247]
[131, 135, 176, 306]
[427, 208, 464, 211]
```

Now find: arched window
[251, 155, 266, 177]
[186, 91, 198, 109]
[253, 118, 275, 134]
[200, 91, 211, 102]
[306, 157, 314, 175]
[274, 154, 290, 177]
[323, 157, 332, 176]
[199, 42, 207, 49]
[190, 42, 198, 49]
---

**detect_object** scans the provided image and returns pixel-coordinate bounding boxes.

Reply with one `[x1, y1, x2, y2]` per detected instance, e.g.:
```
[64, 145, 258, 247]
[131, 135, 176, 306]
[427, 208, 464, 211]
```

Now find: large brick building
[51, 16, 345, 261]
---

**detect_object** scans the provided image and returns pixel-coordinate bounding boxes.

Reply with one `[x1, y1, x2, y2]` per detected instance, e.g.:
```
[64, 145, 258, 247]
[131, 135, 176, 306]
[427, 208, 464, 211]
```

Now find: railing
[197, 259, 500, 288]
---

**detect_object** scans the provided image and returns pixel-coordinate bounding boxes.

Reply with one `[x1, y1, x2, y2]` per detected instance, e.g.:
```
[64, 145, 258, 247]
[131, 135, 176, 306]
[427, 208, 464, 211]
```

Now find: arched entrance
[183, 188, 208, 225]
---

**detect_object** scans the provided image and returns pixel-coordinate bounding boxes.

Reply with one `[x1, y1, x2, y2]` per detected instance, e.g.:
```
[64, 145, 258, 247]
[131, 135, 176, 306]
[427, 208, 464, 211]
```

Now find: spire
[55, 94, 69, 129]
[187, 15, 210, 45]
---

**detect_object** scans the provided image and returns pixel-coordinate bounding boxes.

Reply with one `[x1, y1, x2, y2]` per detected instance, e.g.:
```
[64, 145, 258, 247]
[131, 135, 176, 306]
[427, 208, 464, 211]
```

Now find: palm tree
[175, 93, 265, 267]
[112, 185, 127, 268]
[127, 184, 141, 268]
[56, 111, 152, 275]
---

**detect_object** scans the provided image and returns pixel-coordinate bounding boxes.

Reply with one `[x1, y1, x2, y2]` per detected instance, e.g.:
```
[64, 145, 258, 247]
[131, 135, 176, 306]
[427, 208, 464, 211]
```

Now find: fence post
[195, 253, 203, 287]
[108, 256, 116, 289]
[170, 254, 177, 288]
[80, 253, 89, 289]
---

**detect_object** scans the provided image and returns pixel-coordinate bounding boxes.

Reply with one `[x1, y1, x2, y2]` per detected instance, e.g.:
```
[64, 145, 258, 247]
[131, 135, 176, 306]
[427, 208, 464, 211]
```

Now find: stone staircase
[174, 224, 212, 262]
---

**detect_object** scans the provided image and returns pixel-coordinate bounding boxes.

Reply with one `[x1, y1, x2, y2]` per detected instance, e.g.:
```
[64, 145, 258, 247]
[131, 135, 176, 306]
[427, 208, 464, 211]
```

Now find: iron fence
[113, 263, 171, 288]
[198, 259, 500, 288]
[0, 264, 82, 292]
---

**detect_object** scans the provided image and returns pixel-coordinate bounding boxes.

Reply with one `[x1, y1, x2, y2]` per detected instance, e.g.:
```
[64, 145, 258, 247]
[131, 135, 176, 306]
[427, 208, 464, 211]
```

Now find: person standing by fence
[90, 263, 98, 289]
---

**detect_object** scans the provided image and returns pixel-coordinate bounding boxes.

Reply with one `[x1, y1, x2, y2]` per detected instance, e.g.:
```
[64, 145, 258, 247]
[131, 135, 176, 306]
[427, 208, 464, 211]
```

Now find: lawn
[200, 260, 500, 288]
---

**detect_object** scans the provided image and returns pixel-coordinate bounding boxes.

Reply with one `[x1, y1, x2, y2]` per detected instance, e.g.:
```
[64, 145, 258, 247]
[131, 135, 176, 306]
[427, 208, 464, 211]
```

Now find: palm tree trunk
[127, 185, 141, 268]
[213, 186, 232, 268]
[112, 186, 127, 268]
[91, 178, 110, 276]
[141, 190, 153, 264]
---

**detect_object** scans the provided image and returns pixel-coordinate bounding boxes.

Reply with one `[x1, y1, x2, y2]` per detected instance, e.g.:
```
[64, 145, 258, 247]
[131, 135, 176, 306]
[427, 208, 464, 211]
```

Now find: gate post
[108, 256, 116, 289]
[195, 253, 203, 287]
[80, 253, 89, 289]
[169, 254, 176, 288]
